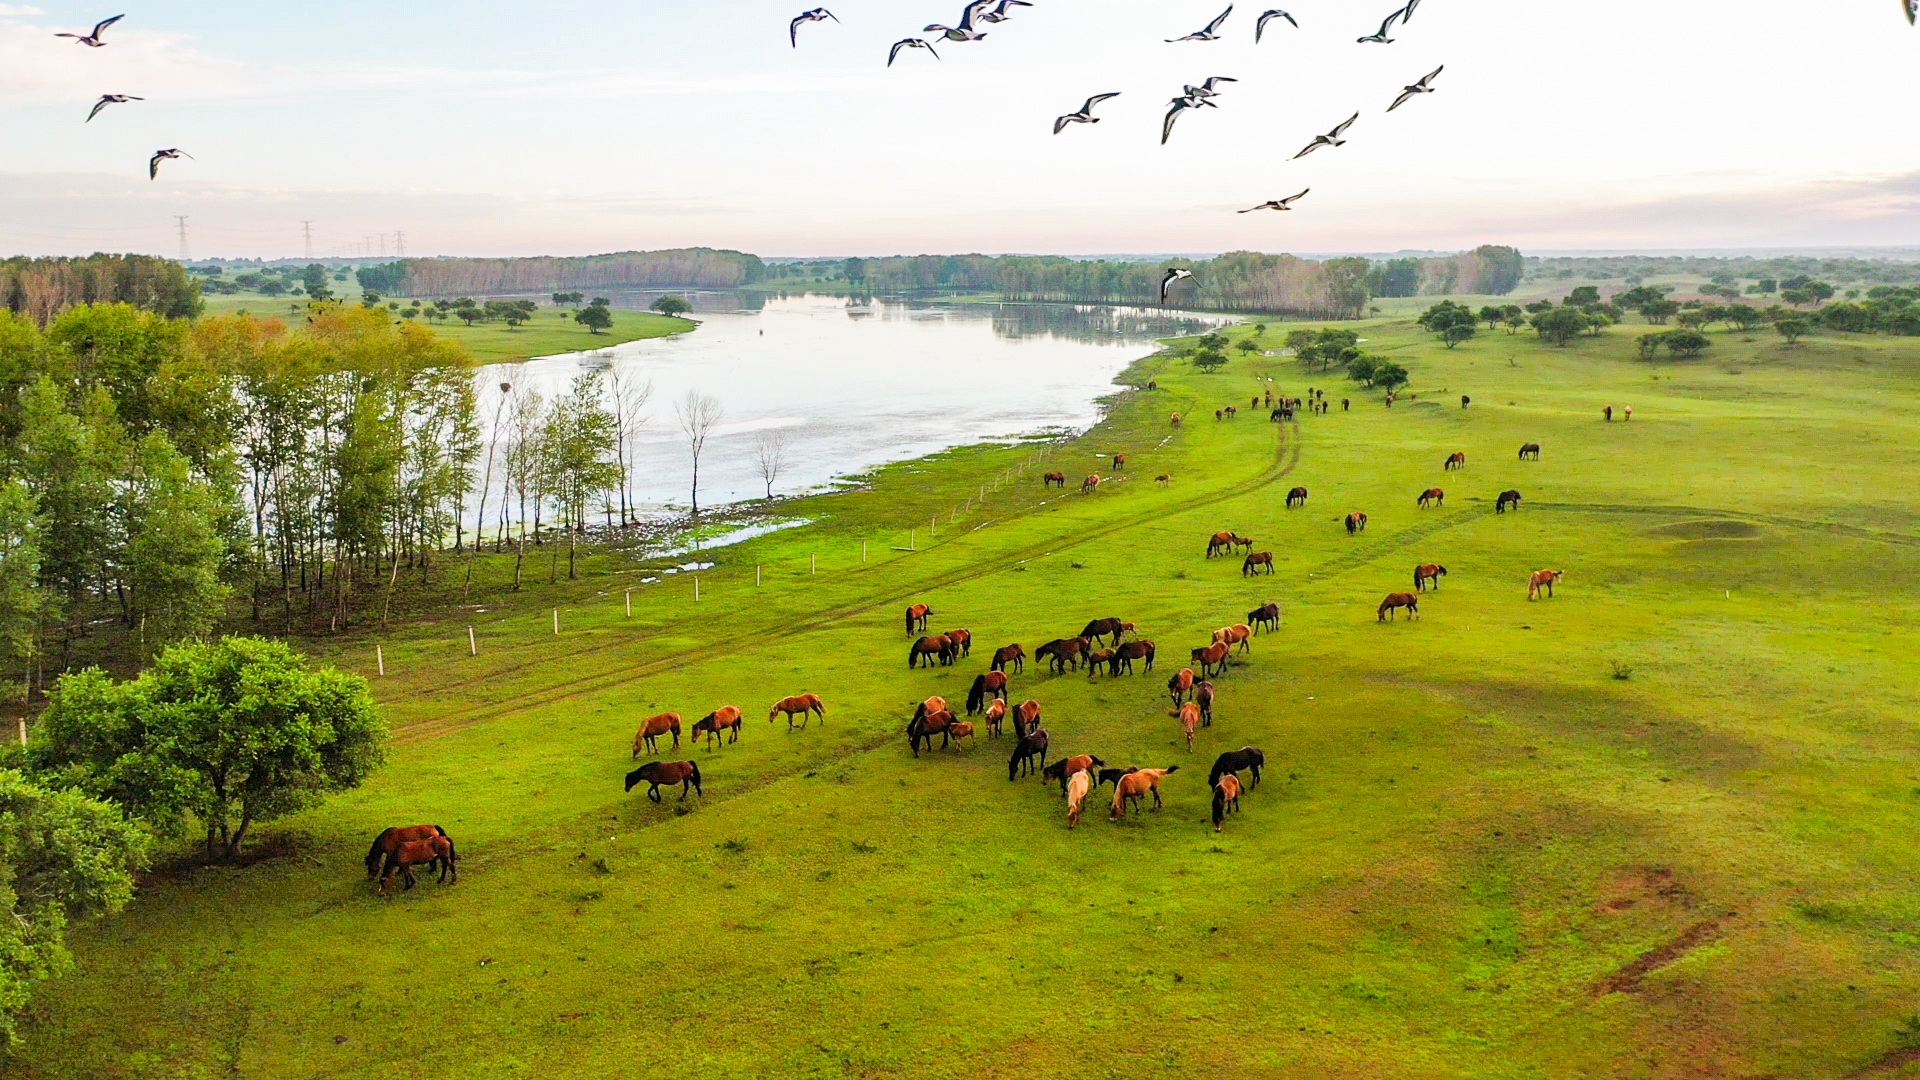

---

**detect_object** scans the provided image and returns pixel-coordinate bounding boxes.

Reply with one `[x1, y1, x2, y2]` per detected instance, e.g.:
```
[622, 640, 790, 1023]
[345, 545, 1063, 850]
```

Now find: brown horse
[1496, 489, 1521, 513]
[1248, 601, 1281, 634]
[1036, 636, 1089, 673]
[1224, 405, 1238, 417]
[1195, 680, 1215, 726]
[1242, 551, 1274, 576]
[1042, 472, 1066, 488]
[1213, 624, 1252, 653]
[966, 671, 1009, 714]
[907, 708, 958, 756]
[1212, 773, 1242, 832]
[692, 706, 744, 748]
[1167, 667, 1196, 705]
[1527, 569, 1563, 600]
[1444, 451, 1466, 470]
[991, 643, 1026, 674]
[908, 634, 955, 668]
[1418, 488, 1445, 508]
[378, 834, 457, 895]
[1081, 474, 1101, 494]
[1414, 564, 1447, 591]
[1110, 639, 1156, 675]
[983, 698, 1008, 737]
[1012, 699, 1042, 737]
[1207, 531, 1250, 558]
[768, 695, 825, 729]
[1085, 648, 1116, 677]
[1155, 474, 1171, 486]
[1080, 617, 1133, 645]
[365, 825, 448, 878]
[1215, 409, 1224, 421]
[944, 628, 972, 657]
[905, 603, 935, 634]
[1518, 442, 1541, 460]
[1111, 766, 1179, 818]
[1112, 453, 1127, 470]
[1171, 412, 1182, 427]
[624, 760, 703, 802]
[1066, 770, 1092, 827]
[947, 721, 976, 747]
[1345, 512, 1368, 535]
[1174, 702, 1200, 752]
[1287, 486, 1308, 508]
[1191, 641, 1231, 677]
[1043, 754, 1106, 794]
[631, 712, 683, 757]
[1378, 593, 1420, 621]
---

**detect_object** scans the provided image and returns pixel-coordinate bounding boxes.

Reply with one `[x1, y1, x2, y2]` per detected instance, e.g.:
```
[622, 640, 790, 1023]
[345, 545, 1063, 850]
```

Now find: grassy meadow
[9, 310, 1920, 1078]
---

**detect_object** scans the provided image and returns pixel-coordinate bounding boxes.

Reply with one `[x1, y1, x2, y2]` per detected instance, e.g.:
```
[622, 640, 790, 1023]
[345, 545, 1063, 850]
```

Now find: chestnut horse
[1212, 773, 1243, 832]
[768, 695, 825, 729]
[1167, 667, 1196, 705]
[1171, 412, 1182, 427]
[1496, 489, 1521, 513]
[947, 721, 976, 747]
[1066, 770, 1092, 826]
[1036, 636, 1090, 673]
[1043, 754, 1107, 794]
[378, 834, 457, 895]
[944, 628, 972, 657]
[1248, 601, 1281, 634]
[1287, 486, 1308, 508]
[1080, 617, 1133, 645]
[983, 699, 1008, 737]
[1210, 747, 1265, 789]
[1110, 639, 1155, 675]
[1418, 488, 1445, 508]
[1345, 512, 1368, 535]
[991, 644, 1026, 674]
[1012, 699, 1042, 737]
[1242, 551, 1274, 576]
[1111, 766, 1179, 818]
[1081, 474, 1101, 494]
[1042, 472, 1066, 488]
[1008, 725, 1049, 780]
[907, 708, 958, 756]
[1414, 564, 1447, 591]
[1377, 593, 1420, 621]
[692, 706, 744, 748]
[1191, 641, 1230, 677]
[1112, 453, 1127, 470]
[1212, 624, 1252, 653]
[1207, 531, 1251, 558]
[1086, 648, 1116, 677]
[631, 712, 683, 757]
[908, 635, 955, 668]
[365, 825, 448, 878]
[1528, 569, 1563, 600]
[905, 603, 935, 634]
[1174, 702, 1200, 752]
[624, 760, 703, 803]
[1518, 443, 1541, 460]
[966, 671, 1009, 715]
[913, 695, 948, 724]
[1155, 474, 1171, 486]
[1444, 451, 1466, 471]
[1196, 681, 1215, 726]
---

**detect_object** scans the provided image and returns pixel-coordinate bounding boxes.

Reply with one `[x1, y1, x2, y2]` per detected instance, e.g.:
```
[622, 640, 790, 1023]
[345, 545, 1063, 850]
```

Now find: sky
[1, 1, 1917, 260]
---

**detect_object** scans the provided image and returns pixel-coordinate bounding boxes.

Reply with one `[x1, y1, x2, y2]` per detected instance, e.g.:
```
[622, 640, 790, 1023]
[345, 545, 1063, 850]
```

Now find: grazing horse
[1242, 551, 1274, 576]
[907, 709, 958, 756]
[1496, 489, 1521, 514]
[1623, 405, 1633, 421]
[1112, 453, 1127, 470]
[1080, 617, 1132, 645]
[1174, 702, 1200, 752]
[692, 706, 744, 749]
[1167, 667, 1196, 706]
[1195, 681, 1215, 726]
[1171, 412, 1182, 427]
[1042, 472, 1066, 488]
[1345, 512, 1368, 535]
[767, 695, 825, 729]
[944, 628, 972, 657]
[1287, 486, 1308, 508]
[1110, 766, 1179, 818]
[912, 696, 948, 725]
[1414, 564, 1447, 591]
[1604, 404, 1613, 422]
[1213, 624, 1252, 653]
[1085, 648, 1116, 677]
[1518, 442, 1541, 460]
[624, 760, 703, 803]
[1111, 639, 1156, 675]
[1066, 771, 1092, 826]
[905, 603, 934, 634]
[377, 834, 457, 895]
[1210, 747, 1265, 789]
[1008, 726, 1049, 780]
[1012, 699, 1042, 737]
[632, 712, 683, 757]
[1036, 636, 1089, 674]
[1096, 766, 1139, 790]
[1460, 395, 1470, 409]
[1043, 754, 1107, 794]
[1211, 774, 1243, 832]
[1248, 601, 1281, 634]
[1378, 593, 1420, 621]
[947, 721, 976, 747]
[983, 699, 1008, 738]
[1418, 488, 1445, 508]
[1215, 409, 1223, 422]
[966, 672, 1009, 715]
[1155, 474, 1170, 486]
[1444, 451, 1466, 470]
[908, 634, 955, 669]
[365, 825, 447, 878]
[1207, 531, 1251, 558]
[1528, 569, 1563, 600]
[1191, 641, 1231, 677]
[1224, 405, 1238, 417]
[991, 644, 1025, 674]
[1081, 474, 1101, 494]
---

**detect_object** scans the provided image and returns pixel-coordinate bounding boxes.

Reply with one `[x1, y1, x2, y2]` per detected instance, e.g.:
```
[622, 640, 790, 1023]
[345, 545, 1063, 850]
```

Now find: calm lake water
[474, 293, 1232, 516]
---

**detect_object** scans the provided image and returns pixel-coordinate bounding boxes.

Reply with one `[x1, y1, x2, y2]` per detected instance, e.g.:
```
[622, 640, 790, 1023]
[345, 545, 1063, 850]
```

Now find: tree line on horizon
[356, 248, 769, 298]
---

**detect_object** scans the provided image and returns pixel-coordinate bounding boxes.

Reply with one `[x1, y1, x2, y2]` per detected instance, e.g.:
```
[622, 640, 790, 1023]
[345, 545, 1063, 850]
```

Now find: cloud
[0, 5, 45, 15]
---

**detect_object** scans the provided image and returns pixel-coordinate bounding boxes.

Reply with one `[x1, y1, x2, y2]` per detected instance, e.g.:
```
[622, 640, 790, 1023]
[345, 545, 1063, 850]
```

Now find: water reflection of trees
[983, 302, 1227, 344]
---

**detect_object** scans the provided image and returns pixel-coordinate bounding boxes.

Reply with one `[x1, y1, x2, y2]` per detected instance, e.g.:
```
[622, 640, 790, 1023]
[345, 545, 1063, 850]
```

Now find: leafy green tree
[1283, 329, 1318, 353]
[1663, 329, 1712, 358]
[842, 258, 867, 285]
[1774, 318, 1810, 345]
[1724, 304, 1763, 331]
[1191, 348, 1228, 373]
[1640, 299, 1680, 324]
[1367, 258, 1420, 298]
[1756, 278, 1777, 295]
[1504, 313, 1526, 335]
[115, 435, 231, 655]
[1478, 305, 1505, 329]
[539, 373, 620, 580]
[31, 637, 385, 861]
[455, 304, 484, 326]
[1346, 355, 1377, 385]
[1635, 332, 1665, 361]
[1417, 300, 1476, 334]
[1315, 328, 1359, 353]
[1564, 286, 1601, 308]
[574, 305, 614, 334]
[300, 264, 333, 302]
[0, 483, 45, 702]
[1370, 360, 1410, 391]
[1525, 300, 1554, 315]
[650, 295, 693, 318]
[1530, 307, 1589, 346]
[1441, 323, 1475, 349]
[1235, 338, 1259, 354]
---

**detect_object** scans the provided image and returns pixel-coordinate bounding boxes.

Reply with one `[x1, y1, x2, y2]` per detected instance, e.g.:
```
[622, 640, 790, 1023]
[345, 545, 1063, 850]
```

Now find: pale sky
[1, 1, 1916, 260]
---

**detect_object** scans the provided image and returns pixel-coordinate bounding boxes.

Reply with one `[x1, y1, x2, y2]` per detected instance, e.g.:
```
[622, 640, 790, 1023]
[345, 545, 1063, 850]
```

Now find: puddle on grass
[653, 519, 810, 558]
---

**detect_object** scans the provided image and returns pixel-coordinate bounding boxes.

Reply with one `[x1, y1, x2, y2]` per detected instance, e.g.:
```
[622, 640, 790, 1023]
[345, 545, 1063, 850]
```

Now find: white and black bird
[1905, 0, 1917, 24]
[1399, 0, 1423, 21]
[789, 8, 838, 47]
[925, 0, 992, 41]
[976, 0, 1032, 24]
[1183, 76, 1238, 98]
[1160, 268, 1194, 304]
[85, 94, 143, 123]
[888, 38, 940, 65]
[1387, 66, 1443, 111]
[1254, 9, 1297, 41]
[148, 148, 192, 180]
[1054, 92, 1121, 135]
[55, 14, 124, 47]
[1291, 112, 1358, 158]
[1161, 93, 1218, 145]
[1238, 189, 1309, 213]
[1356, 7, 1406, 43]
[1167, 5, 1232, 41]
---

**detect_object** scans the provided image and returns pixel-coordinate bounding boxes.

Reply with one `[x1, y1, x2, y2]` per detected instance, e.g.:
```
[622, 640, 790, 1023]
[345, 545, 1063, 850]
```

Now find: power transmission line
[393, 230, 406, 257]
[174, 215, 189, 261]
[301, 220, 314, 260]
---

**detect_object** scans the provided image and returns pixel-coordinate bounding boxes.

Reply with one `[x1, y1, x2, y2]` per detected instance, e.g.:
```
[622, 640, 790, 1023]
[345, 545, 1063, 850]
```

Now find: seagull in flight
[1054, 93, 1121, 134]
[1387, 66, 1443, 111]
[1238, 189, 1309, 213]
[789, 8, 838, 47]
[1357, 7, 1406, 43]
[1399, 0, 1424, 21]
[1183, 76, 1238, 98]
[1255, 9, 1297, 42]
[925, 0, 992, 41]
[1161, 93, 1218, 145]
[149, 148, 192, 180]
[888, 37, 940, 65]
[55, 14, 124, 47]
[976, 0, 1032, 24]
[85, 94, 143, 123]
[1291, 112, 1358, 158]
[1160, 268, 1194, 304]
[1167, 5, 1232, 41]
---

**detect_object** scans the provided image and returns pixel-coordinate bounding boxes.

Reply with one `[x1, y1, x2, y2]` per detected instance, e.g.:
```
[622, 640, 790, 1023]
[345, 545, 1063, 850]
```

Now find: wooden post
[811, 553, 816, 575]
[468, 626, 477, 656]
[376, 645, 384, 676]
[694, 577, 700, 601]
[910, 528, 915, 550]
[553, 608, 559, 635]
[756, 564, 762, 586]
[16, 719, 24, 747]
[862, 540, 867, 563]
[625, 589, 632, 616]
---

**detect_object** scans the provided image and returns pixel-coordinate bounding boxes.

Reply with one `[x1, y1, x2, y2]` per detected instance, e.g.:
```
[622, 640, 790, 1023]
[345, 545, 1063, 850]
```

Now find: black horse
[1008, 726, 1049, 781]
[1095, 766, 1139, 790]
[1208, 746, 1265, 790]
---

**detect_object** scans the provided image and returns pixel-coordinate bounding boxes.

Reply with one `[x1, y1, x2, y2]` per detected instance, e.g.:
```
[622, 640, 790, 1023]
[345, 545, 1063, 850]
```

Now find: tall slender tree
[674, 390, 724, 515]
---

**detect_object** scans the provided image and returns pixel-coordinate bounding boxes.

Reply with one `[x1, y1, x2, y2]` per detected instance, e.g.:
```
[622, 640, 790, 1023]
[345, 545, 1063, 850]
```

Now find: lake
[474, 292, 1233, 517]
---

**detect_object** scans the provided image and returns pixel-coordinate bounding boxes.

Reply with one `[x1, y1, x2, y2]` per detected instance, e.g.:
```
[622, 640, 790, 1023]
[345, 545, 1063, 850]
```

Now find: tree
[1639, 299, 1680, 324]
[1530, 307, 1589, 346]
[606, 369, 653, 526]
[1440, 323, 1475, 349]
[300, 264, 333, 302]
[0, 482, 45, 702]
[650, 295, 693, 318]
[540, 373, 620, 580]
[1663, 329, 1711, 358]
[1504, 313, 1526, 335]
[1756, 278, 1778, 295]
[1283, 329, 1318, 353]
[674, 390, 724, 515]
[1564, 286, 1601, 308]
[1235, 338, 1259, 354]
[1191, 347, 1228, 373]
[1774, 318, 1810, 345]
[31, 636, 385, 862]
[1370, 360, 1410, 391]
[1635, 332, 1665, 361]
[115, 434, 231, 655]
[1346, 355, 1377, 384]
[1478, 305, 1505, 329]
[1724, 303, 1763, 331]
[753, 428, 790, 499]
[574, 305, 613, 334]
[1417, 301, 1476, 334]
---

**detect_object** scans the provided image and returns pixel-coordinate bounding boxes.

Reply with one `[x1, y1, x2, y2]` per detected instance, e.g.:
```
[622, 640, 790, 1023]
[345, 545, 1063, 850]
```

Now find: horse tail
[1414, 567, 1422, 588]
[688, 761, 703, 789]
[907, 643, 918, 668]
[966, 676, 984, 714]
[443, 834, 458, 867]
[1212, 785, 1226, 829]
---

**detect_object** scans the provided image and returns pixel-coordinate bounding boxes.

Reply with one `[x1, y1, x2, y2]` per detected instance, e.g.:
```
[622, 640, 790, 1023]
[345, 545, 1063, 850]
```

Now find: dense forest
[356, 248, 769, 297]
[1, 254, 202, 327]
[1525, 252, 1920, 286]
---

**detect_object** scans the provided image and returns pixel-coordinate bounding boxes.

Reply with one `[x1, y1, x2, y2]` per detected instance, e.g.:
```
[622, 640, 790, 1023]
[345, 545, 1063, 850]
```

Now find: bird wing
[1161, 102, 1184, 145]
[1255, 11, 1272, 41]
[1279, 9, 1298, 27]
[1291, 141, 1320, 160]
[93, 14, 124, 37]
[791, 14, 805, 46]
[87, 97, 110, 123]
[1387, 88, 1415, 111]
[1908, 0, 1918, 25]
[1282, 188, 1309, 205]
[1419, 64, 1444, 87]
[1400, 0, 1421, 21]
[959, 0, 993, 30]
[824, 8, 840, 21]
[1202, 77, 1238, 91]
[925, 40, 940, 59]
[888, 39, 908, 65]
[1084, 93, 1121, 110]
[1370, 8, 1403, 36]
[149, 153, 162, 180]
[1202, 5, 1233, 34]
[1237, 204, 1271, 214]
[1054, 114, 1072, 135]
[1329, 111, 1359, 137]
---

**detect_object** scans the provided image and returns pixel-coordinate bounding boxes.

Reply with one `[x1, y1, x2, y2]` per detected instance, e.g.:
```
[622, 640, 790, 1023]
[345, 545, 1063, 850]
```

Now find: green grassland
[11, 312, 1920, 1079]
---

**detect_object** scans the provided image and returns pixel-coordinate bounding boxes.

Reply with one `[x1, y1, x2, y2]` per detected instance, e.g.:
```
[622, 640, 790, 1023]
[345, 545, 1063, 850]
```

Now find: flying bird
[1161, 93, 1218, 145]
[925, 0, 992, 41]
[789, 8, 838, 48]
[148, 148, 192, 180]
[1399, 0, 1423, 21]
[1238, 189, 1309, 213]
[1357, 7, 1406, 43]
[1160, 268, 1194, 304]
[1906, 0, 1917, 24]
[1054, 92, 1121, 134]
[85, 94, 143, 123]
[1387, 65, 1443, 111]
[976, 0, 1032, 23]
[1167, 5, 1232, 41]
[55, 14, 124, 47]
[1291, 112, 1358, 158]
[1254, 9, 1297, 41]
[1183, 76, 1238, 98]
[888, 37, 940, 65]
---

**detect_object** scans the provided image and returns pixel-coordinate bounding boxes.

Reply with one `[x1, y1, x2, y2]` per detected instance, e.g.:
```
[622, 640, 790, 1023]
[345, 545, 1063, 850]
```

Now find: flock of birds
[50, 13, 190, 179]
